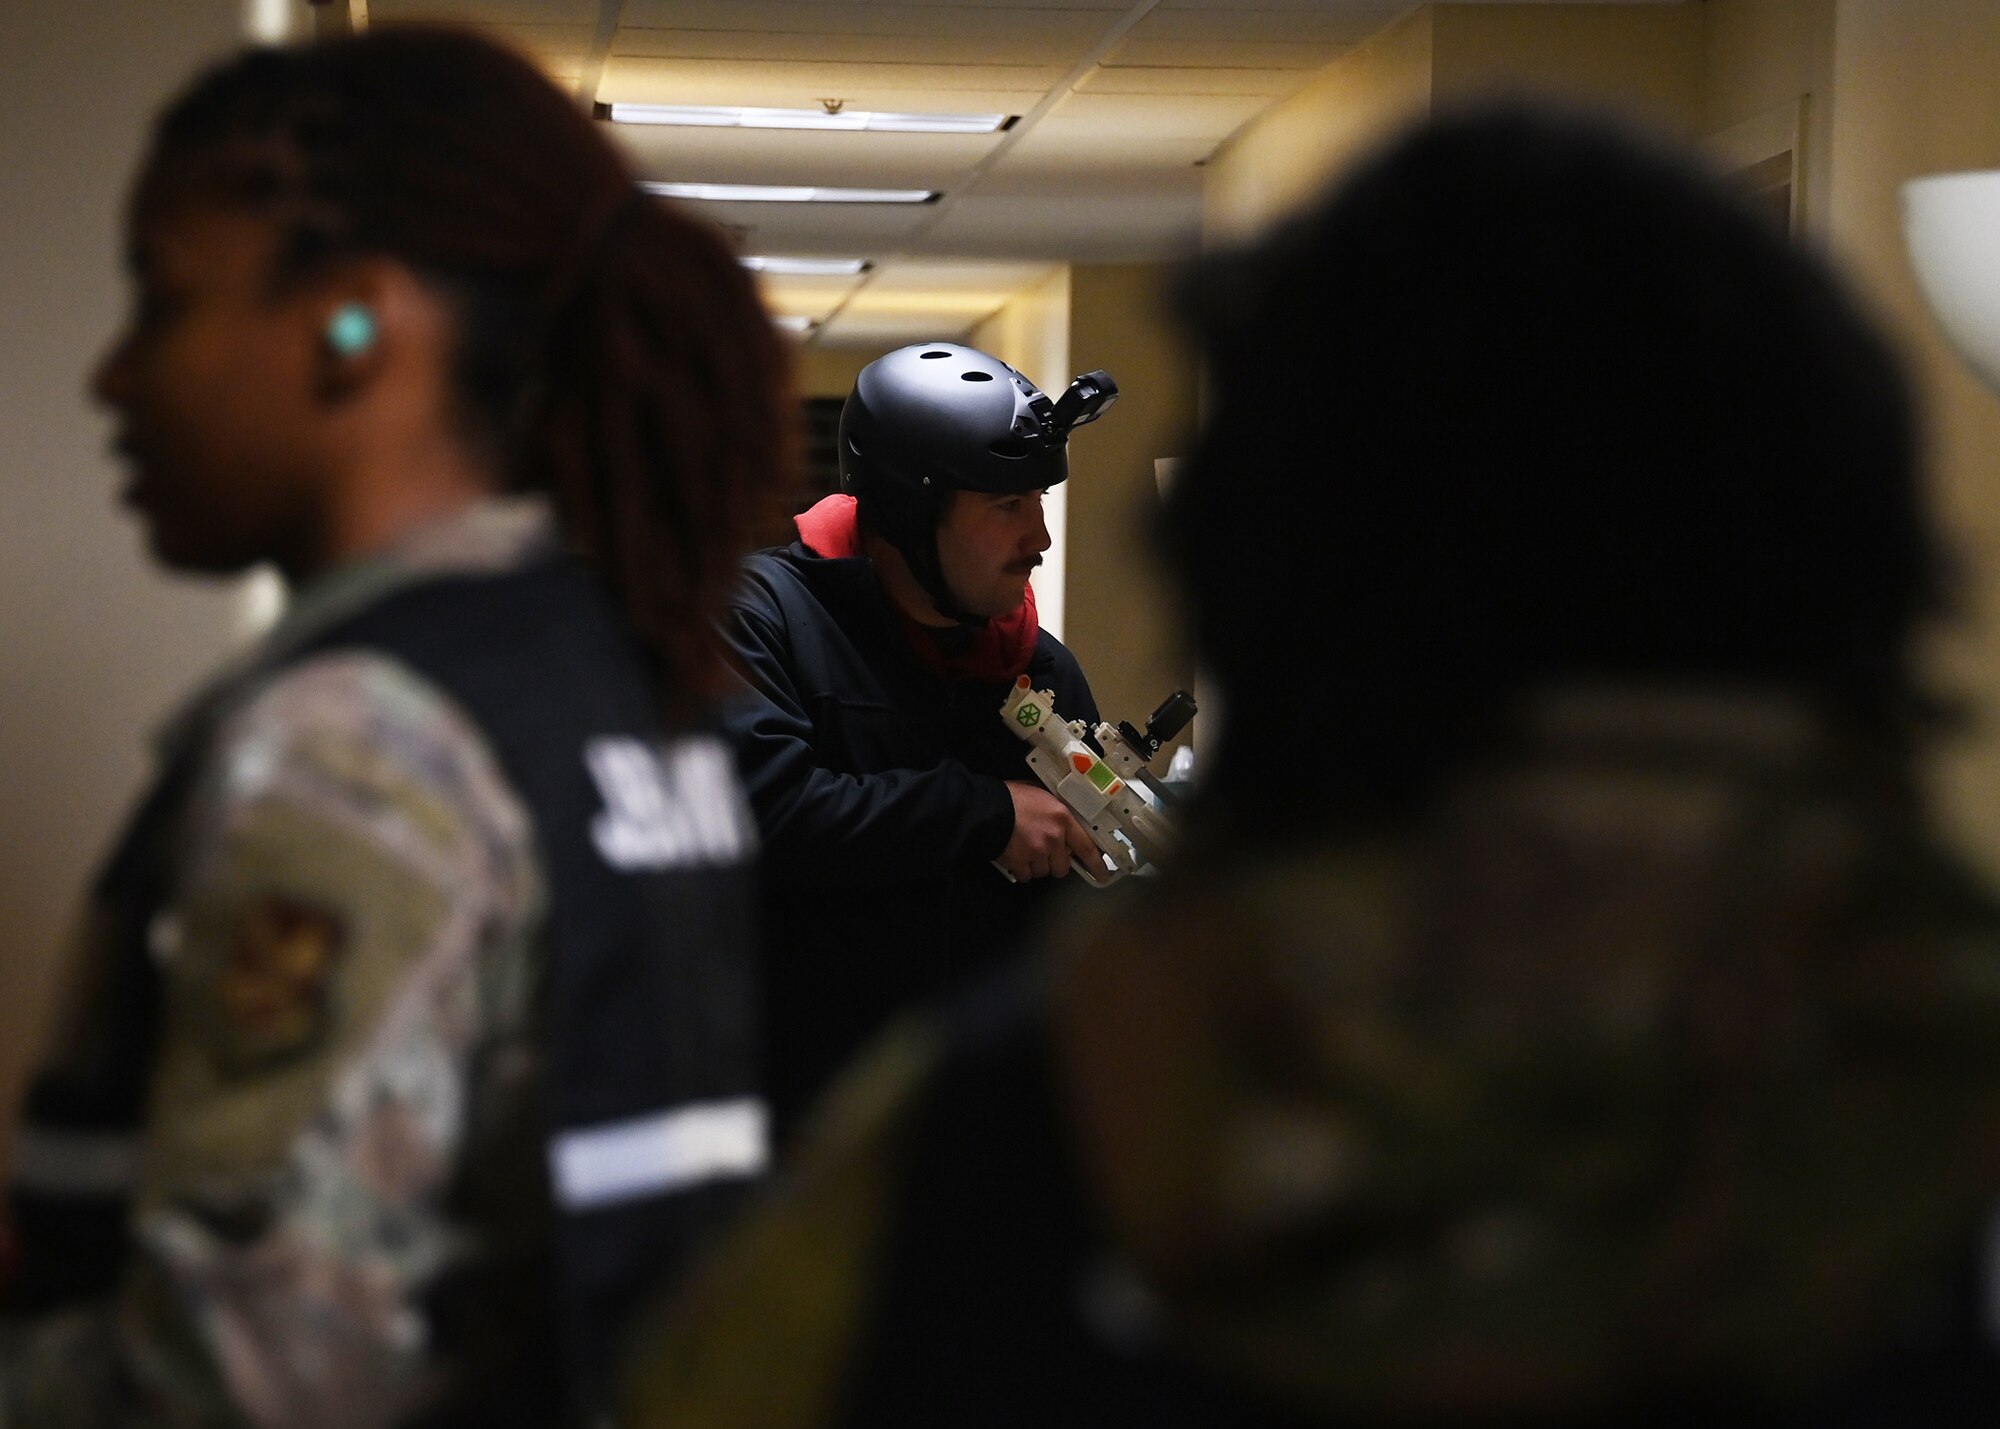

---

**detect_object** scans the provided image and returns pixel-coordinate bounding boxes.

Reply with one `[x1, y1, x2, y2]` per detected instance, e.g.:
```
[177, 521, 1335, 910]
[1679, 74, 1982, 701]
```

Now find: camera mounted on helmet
[1050, 369, 1117, 434]
[839, 341, 1118, 624]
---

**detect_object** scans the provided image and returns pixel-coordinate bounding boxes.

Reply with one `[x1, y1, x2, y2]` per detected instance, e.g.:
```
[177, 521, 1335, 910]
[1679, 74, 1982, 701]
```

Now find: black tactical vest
[8, 554, 764, 1425]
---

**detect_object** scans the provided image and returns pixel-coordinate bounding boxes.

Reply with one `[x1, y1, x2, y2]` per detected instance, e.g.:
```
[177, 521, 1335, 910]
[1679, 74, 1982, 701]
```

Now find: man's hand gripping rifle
[1000, 677, 1197, 886]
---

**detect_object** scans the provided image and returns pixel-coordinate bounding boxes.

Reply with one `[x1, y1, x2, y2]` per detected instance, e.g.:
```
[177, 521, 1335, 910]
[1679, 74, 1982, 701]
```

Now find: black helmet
[839, 341, 1116, 621]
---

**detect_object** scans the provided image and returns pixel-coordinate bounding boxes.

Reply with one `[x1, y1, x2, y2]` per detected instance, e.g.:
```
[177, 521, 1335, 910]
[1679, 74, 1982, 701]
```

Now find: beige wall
[1824, 0, 2000, 878]
[0, 2, 250, 1139]
[794, 346, 876, 401]
[1063, 265, 1200, 735]
[969, 267, 1075, 640]
[961, 263, 1199, 726]
[1197, 0, 2000, 876]
[1700, 0, 1837, 233]
[1207, 2, 1716, 245]
[1434, 0, 1828, 154]
[1204, 6, 1434, 245]
[1432, 2, 1703, 134]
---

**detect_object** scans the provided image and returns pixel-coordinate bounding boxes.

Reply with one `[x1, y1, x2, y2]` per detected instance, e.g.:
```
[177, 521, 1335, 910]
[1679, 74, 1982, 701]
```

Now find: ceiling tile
[658, 198, 950, 254]
[1102, 37, 1350, 69]
[369, 0, 1693, 343]
[610, 124, 1002, 190]
[1157, 0, 1400, 11]
[608, 57, 1071, 90]
[1133, 5, 1400, 43]
[621, 0, 1131, 24]
[618, 27, 1079, 65]
[864, 259, 1059, 294]
[599, 56, 1056, 109]
[755, 272, 873, 301]
[991, 124, 1216, 173]
[1044, 90, 1271, 141]
[384, 21, 594, 65]
[755, 273, 867, 319]
[1076, 66, 1304, 97]
[919, 190, 1201, 259]
[971, 152, 1205, 199]
[368, 0, 598, 21]
[818, 310, 983, 348]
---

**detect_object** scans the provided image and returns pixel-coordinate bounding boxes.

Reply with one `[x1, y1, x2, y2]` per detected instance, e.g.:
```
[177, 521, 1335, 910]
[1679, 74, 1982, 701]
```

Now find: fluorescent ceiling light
[772, 315, 819, 333]
[642, 182, 938, 205]
[742, 256, 872, 276]
[608, 104, 1010, 135]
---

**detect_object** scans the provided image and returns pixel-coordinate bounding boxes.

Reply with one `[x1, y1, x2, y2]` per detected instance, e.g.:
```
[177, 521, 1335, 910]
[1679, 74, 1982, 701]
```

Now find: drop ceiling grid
[621, 0, 1139, 25]
[1104, 37, 1354, 68]
[601, 1, 1134, 112]
[367, 0, 596, 22]
[613, 126, 1015, 190]
[365, 0, 1445, 344]
[868, 258, 1062, 293]
[615, 27, 1103, 64]
[1132, 5, 1412, 42]
[598, 58, 1070, 104]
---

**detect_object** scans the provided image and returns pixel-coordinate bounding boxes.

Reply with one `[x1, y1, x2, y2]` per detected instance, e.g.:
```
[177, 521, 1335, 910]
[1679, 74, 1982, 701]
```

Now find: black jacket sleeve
[718, 599, 1016, 882]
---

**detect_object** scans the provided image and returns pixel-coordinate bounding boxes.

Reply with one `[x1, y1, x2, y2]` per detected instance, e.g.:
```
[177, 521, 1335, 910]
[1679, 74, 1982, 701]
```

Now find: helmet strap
[859, 483, 991, 627]
[905, 532, 990, 629]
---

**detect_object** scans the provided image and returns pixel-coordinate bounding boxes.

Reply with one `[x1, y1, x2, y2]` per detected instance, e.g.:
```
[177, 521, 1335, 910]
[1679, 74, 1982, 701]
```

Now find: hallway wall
[1825, 0, 2000, 878]
[1063, 264, 1199, 736]
[1430, 1, 1702, 131]
[1196, 0, 2000, 878]
[1204, 6, 1435, 245]
[1700, 0, 1838, 234]
[0, 0, 252, 1153]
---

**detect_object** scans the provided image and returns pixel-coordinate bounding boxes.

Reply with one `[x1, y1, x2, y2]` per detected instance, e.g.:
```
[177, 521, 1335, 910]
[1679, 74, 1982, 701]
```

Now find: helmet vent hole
[989, 438, 1029, 459]
[920, 350, 951, 359]
[960, 371, 994, 382]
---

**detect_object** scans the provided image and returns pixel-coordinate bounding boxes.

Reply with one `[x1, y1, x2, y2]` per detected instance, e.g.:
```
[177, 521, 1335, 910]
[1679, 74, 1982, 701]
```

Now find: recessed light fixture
[642, 181, 939, 205]
[606, 103, 1011, 135]
[741, 256, 873, 276]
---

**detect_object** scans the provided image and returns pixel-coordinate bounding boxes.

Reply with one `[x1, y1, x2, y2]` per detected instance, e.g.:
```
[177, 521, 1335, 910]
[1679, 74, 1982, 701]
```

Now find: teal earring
[325, 301, 378, 357]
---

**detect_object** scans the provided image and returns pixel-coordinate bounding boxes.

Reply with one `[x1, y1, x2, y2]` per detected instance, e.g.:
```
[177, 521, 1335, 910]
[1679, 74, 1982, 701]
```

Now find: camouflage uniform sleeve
[0, 651, 543, 1429]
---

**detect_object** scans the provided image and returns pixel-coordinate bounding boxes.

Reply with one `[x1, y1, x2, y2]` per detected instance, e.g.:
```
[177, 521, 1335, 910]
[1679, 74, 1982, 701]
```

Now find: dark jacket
[7, 533, 763, 1428]
[718, 539, 1098, 1134]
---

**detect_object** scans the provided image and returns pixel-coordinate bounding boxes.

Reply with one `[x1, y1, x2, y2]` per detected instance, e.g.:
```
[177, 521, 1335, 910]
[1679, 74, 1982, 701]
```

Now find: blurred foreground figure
[626, 106, 2000, 1425]
[2, 29, 789, 1427]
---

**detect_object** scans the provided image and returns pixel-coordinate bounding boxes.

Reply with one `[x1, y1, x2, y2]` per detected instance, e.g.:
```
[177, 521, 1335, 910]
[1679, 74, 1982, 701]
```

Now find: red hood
[794, 493, 1039, 682]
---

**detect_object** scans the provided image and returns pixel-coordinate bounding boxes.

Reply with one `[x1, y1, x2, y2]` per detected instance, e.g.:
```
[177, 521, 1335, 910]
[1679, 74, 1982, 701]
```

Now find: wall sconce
[1903, 170, 2000, 397]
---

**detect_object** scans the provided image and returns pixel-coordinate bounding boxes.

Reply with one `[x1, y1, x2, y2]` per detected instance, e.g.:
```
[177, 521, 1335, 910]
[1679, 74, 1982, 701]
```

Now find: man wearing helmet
[719, 342, 1115, 1135]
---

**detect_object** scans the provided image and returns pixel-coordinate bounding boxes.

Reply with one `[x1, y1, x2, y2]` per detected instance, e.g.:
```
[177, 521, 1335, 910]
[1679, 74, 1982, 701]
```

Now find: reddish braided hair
[142, 27, 796, 717]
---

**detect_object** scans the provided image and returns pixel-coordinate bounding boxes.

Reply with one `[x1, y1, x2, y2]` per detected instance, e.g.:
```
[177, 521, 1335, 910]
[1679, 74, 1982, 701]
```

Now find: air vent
[921, 350, 950, 359]
[961, 371, 994, 382]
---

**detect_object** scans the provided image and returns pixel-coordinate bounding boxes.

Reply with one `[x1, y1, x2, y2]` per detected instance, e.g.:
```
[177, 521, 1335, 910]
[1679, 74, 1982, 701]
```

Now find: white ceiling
[363, 0, 1664, 347]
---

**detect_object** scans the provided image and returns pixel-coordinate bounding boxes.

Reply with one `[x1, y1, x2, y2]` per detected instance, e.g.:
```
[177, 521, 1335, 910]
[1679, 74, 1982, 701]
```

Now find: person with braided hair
[1, 27, 789, 1428]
